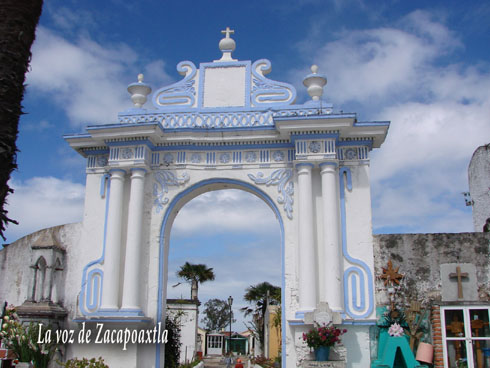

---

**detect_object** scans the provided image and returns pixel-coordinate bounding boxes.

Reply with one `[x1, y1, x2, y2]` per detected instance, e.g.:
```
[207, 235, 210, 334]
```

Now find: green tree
[201, 298, 236, 332]
[0, 0, 44, 240]
[176, 262, 215, 301]
[164, 314, 182, 368]
[241, 282, 281, 350]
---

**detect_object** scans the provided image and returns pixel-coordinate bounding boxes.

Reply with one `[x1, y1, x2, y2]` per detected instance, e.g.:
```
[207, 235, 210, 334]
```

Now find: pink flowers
[302, 323, 348, 348]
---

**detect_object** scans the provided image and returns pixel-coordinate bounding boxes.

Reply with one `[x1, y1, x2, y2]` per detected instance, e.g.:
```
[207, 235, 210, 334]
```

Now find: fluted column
[121, 168, 146, 312]
[320, 162, 342, 311]
[100, 169, 126, 311]
[296, 163, 317, 312]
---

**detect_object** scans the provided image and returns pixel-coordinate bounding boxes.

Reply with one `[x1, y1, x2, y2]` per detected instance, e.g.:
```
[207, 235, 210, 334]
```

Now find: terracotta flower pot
[416, 342, 433, 364]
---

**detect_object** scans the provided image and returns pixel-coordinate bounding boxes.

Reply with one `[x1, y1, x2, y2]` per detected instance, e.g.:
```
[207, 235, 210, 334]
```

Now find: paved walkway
[202, 355, 250, 368]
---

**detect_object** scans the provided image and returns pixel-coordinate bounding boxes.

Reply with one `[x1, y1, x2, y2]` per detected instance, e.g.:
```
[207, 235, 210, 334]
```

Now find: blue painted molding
[155, 178, 286, 367]
[153, 142, 294, 152]
[290, 133, 339, 142]
[319, 161, 338, 168]
[295, 163, 315, 169]
[130, 167, 147, 174]
[86, 121, 164, 131]
[354, 121, 390, 127]
[117, 104, 344, 128]
[105, 139, 157, 151]
[337, 140, 373, 149]
[339, 167, 374, 319]
[274, 112, 357, 122]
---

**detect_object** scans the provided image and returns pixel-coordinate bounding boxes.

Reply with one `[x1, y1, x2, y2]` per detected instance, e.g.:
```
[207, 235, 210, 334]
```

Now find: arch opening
[156, 178, 286, 365]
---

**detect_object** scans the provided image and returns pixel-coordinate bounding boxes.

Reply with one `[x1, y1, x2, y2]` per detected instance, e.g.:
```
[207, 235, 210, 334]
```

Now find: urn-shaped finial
[127, 73, 152, 108]
[303, 65, 327, 101]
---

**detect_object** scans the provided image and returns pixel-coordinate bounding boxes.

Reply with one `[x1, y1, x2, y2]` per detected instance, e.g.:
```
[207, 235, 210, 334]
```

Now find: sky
[4, 0, 490, 329]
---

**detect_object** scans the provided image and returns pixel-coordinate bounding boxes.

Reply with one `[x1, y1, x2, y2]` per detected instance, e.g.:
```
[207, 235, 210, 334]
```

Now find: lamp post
[228, 295, 233, 356]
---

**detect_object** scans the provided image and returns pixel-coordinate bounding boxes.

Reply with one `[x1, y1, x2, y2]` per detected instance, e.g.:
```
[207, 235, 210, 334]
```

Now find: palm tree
[241, 281, 281, 350]
[176, 262, 215, 301]
[0, 0, 44, 240]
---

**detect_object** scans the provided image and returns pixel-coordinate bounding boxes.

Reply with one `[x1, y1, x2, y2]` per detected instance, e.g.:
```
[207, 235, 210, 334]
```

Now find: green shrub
[58, 357, 109, 368]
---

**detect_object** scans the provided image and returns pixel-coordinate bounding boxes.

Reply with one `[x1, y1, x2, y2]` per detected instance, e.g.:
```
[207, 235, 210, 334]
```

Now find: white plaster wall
[342, 163, 376, 321]
[468, 144, 490, 232]
[203, 66, 246, 107]
[342, 325, 372, 368]
[0, 223, 81, 308]
[167, 304, 198, 363]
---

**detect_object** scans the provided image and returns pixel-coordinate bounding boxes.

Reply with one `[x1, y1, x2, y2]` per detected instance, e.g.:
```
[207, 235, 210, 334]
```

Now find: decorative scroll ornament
[152, 61, 197, 109]
[248, 168, 294, 219]
[153, 171, 190, 213]
[251, 59, 296, 106]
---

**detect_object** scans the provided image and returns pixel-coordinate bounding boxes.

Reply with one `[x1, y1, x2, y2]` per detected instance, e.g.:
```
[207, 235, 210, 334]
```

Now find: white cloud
[168, 189, 282, 329]
[22, 119, 55, 132]
[5, 177, 85, 243]
[26, 27, 172, 127]
[171, 189, 280, 237]
[168, 236, 282, 330]
[292, 10, 490, 233]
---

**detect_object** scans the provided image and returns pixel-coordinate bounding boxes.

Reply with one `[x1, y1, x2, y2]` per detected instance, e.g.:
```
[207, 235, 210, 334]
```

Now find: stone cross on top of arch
[221, 27, 234, 38]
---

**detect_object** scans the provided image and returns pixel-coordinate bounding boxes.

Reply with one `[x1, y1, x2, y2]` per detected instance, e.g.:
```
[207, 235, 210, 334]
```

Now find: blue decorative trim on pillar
[79, 174, 110, 315]
[339, 167, 374, 319]
[99, 173, 109, 198]
[247, 169, 294, 219]
[79, 173, 145, 318]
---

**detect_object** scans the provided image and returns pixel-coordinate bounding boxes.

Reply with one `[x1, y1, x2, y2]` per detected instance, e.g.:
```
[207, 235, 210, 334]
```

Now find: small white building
[166, 299, 199, 364]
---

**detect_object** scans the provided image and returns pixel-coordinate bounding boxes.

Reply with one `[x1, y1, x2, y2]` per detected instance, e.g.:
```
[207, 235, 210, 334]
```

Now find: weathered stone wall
[373, 232, 490, 305]
[469, 143, 490, 232]
[0, 223, 81, 308]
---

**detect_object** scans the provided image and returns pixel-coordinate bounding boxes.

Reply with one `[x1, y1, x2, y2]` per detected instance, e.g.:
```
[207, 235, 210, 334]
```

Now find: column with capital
[296, 163, 317, 312]
[121, 168, 147, 313]
[319, 161, 342, 311]
[100, 169, 126, 311]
